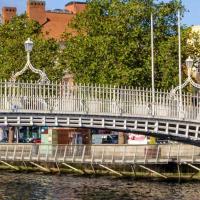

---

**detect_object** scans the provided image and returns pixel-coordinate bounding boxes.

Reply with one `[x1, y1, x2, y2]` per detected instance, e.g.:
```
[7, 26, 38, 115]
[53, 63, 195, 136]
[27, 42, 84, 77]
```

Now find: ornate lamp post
[10, 38, 50, 83]
[170, 56, 200, 117]
[186, 56, 193, 72]
[8, 38, 50, 143]
[24, 37, 33, 52]
[170, 56, 200, 94]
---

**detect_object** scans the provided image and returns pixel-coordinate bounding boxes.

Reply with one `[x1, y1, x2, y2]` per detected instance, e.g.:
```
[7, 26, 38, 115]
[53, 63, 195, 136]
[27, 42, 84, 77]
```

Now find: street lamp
[170, 55, 200, 111]
[186, 56, 193, 69]
[10, 38, 49, 83]
[24, 38, 33, 52]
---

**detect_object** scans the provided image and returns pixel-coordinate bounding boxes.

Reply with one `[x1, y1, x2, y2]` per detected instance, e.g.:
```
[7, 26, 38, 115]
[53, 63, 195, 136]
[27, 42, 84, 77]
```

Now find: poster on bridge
[128, 133, 148, 145]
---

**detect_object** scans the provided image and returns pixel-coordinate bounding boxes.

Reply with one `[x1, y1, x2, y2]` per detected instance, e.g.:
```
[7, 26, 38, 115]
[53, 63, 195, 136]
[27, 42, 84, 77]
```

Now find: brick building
[1, 0, 86, 40]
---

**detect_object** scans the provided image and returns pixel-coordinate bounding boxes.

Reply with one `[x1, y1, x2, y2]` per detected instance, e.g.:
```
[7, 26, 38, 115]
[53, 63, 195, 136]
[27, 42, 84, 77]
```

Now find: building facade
[1, 0, 86, 40]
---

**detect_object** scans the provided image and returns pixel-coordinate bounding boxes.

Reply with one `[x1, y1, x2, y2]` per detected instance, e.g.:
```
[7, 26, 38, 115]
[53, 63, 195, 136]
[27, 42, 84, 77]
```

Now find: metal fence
[0, 81, 200, 122]
[0, 144, 200, 164]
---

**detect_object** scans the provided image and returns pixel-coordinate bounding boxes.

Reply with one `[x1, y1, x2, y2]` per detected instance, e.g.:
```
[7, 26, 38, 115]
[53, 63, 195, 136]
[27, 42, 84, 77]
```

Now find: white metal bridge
[1, 80, 200, 145]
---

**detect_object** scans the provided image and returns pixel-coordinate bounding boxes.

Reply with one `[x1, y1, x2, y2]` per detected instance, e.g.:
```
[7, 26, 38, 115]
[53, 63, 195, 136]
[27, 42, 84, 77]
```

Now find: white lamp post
[186, 56, 193, 71]
[170, 56, 200, 105]
[10, 38, 49, 83]
[24, 38, 33, 52]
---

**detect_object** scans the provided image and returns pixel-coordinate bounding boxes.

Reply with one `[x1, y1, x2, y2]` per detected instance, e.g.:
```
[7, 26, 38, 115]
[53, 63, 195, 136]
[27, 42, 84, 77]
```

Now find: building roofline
[46, 10, 74, 15]
[28, 0, 46, 4]
[65, 1, 87, 7]
[2, 7, 17, 10]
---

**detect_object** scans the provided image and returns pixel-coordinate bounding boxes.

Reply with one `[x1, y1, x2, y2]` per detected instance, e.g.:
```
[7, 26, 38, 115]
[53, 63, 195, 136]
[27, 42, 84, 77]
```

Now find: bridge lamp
[10, 38, 49, 83]
[186, 56, 193, 69]
[186, 56, 194, 76]
[24, 38, 33, 53]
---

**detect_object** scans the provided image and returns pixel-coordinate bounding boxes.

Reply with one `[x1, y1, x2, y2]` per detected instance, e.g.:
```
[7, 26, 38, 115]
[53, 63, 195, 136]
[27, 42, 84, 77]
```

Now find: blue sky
[0, 0, 200, 26]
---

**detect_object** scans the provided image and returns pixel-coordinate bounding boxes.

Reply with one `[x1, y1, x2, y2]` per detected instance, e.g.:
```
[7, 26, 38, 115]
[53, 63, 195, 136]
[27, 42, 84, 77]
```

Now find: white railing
[0, 81, 200, 122]
[0, 144, 200, 164]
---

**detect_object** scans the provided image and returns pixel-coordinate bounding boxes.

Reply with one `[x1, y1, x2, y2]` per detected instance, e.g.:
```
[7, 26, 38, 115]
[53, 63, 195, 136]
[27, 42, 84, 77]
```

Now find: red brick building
[1, 7, 17, 24]
[1, 0, 86, 40]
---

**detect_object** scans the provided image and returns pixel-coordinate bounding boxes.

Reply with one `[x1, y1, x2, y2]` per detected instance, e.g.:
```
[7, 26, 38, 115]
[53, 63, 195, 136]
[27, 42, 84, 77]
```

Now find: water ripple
[0, 172, 200, 200]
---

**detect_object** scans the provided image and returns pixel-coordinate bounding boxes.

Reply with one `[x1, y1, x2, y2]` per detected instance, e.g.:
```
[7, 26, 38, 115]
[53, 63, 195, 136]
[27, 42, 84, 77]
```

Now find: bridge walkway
[0, 144, 200, 165]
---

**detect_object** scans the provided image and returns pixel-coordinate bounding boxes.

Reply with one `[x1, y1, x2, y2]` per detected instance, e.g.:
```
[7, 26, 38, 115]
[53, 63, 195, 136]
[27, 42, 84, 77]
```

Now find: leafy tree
[186, 29, 200, 65]
[60, 0, 188, 89]
[0, 15, 63, 81]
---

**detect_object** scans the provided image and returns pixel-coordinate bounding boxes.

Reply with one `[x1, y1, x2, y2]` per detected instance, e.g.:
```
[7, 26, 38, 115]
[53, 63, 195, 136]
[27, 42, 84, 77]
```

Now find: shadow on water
[0, 173, 51, 200]
[0, 172, 200, 200]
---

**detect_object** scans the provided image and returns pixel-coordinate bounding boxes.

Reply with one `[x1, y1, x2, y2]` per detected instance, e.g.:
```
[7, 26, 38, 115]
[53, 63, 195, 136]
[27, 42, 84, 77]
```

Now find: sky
[0, 0, 200, 26]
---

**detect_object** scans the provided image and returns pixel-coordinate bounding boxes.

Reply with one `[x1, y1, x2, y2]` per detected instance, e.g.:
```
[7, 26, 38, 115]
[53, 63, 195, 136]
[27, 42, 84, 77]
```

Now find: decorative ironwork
[10, 38, 50, 84]
[170, 58, 200, 98]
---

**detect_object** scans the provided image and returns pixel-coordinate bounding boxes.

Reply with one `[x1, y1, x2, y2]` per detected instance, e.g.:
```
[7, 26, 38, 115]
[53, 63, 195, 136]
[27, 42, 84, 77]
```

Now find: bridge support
[0, 161, 19, 171]
[177, 163, 181, 183]
[50, 162, 61, 173]
[56, 162, 60, 174]
[91, 164, 96, 174]
[131, 164, 137, 177]
[30, 162, 50, 172]
[139, 165, 167, 179]
[185, 162, 200, 178]
[23, 161, 27, 168]
[186, 162, 200, 171]
[62, 163, 84, 174]
[99, 164, 123, 176]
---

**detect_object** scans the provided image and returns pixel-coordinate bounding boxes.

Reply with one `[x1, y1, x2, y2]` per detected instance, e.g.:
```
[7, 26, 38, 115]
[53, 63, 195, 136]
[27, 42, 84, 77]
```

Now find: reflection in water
[0, 172, 200, 200]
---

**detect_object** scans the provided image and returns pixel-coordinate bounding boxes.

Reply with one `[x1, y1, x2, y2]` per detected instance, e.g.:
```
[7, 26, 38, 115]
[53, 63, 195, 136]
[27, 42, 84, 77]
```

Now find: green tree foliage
[0, 15, 63, 81]
[60, 0, 188, 89]
[186, 29, 200, 64]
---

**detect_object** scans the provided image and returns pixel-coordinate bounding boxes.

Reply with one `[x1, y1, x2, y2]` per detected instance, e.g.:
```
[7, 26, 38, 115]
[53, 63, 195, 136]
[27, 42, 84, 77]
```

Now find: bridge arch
[2, 113, 200, 146]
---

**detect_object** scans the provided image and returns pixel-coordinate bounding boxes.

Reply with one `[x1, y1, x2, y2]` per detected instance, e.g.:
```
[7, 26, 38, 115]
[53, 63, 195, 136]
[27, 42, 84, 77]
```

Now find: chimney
[2, 7, 17, 24]
[26, 0, 46, 25]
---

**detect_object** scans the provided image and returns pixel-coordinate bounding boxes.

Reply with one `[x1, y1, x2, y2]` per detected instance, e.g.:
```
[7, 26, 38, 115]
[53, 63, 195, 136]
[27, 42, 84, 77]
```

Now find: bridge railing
[0, 81, 200, 122]
[0, 144, 200, 164]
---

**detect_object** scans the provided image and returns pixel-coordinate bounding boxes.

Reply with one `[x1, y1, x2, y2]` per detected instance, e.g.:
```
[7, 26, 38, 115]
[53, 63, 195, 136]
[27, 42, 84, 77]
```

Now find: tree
[60, 0, 188, 89]
[0, 15, 63, 81]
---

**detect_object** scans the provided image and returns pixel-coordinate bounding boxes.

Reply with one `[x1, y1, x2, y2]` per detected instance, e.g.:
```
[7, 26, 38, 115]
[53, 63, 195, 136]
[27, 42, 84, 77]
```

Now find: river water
[0, 172, 200, 200]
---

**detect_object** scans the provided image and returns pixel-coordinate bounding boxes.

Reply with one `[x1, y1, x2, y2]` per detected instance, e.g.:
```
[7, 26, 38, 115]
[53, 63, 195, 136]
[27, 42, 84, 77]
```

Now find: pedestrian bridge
[1, 143, 199, 165]
[0, 143, 200, 178]
[0, 144, 200, 178]
[1, 81, 200, 144]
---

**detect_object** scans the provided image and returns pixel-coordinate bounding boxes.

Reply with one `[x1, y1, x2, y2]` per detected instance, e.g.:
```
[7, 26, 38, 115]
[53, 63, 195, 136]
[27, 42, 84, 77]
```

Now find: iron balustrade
[0, 81, 200, 122]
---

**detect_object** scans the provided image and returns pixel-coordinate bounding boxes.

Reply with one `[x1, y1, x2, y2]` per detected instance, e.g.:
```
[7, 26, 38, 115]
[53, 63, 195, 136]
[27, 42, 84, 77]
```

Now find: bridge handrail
[0, 144, 199, 164]
[0, 80, 200, 122]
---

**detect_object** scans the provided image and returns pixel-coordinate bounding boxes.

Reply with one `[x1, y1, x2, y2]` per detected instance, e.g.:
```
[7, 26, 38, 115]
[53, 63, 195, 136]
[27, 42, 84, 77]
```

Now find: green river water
[0, 172, 200, 200]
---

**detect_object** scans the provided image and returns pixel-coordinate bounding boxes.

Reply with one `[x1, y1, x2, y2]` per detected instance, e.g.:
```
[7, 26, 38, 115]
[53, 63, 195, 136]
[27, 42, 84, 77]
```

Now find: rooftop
[65, 1, 87, 6]
[46, 9, 72, 14]
[28, 0, 45, 3]
[2, 7, 17, 11]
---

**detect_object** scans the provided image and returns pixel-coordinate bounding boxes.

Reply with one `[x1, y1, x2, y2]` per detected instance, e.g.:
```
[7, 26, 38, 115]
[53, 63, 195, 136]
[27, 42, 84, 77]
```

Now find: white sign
[128, 133, 148, 145]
